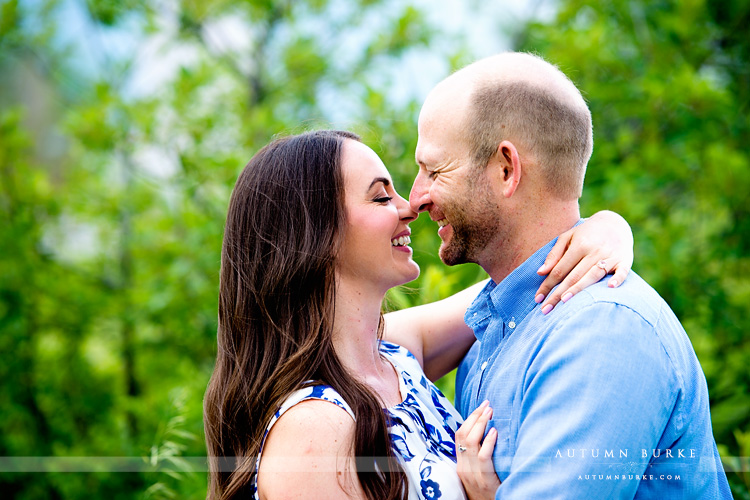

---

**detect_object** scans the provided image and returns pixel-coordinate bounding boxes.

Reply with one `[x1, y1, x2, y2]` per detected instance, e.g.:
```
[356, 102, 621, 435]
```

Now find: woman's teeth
[391, 235, 411, 247]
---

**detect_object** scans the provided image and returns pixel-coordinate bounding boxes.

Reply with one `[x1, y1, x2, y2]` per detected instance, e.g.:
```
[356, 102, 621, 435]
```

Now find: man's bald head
[422, 52, 593, 200]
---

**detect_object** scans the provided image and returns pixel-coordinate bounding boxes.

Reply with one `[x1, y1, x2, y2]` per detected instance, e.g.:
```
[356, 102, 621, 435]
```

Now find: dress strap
[379, 340, 421, 373]
[274, 384, 355, 421]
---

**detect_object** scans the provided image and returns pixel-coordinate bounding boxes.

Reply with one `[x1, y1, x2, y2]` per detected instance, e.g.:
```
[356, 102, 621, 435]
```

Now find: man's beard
[439, 174, 499, 267]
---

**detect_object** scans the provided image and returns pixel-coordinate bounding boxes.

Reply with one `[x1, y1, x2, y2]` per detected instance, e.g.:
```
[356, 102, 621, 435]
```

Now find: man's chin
[439, 243, 466, 267]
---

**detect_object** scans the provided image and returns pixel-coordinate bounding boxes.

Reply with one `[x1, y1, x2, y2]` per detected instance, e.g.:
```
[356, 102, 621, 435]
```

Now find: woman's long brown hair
[204, 130, 407, 499]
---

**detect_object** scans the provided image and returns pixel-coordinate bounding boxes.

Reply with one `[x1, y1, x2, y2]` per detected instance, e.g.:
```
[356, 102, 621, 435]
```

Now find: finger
[478, 427, 498, 461]
[536, 230, 572, 278]
[477, 429, 502, 493]
[608, 259, 632, 288]
[456, 400, 489, 444]
[536, 247, 589, 310]
[541, 260, 608, 313]
[465, 405, 493, 449]
[458, 406, 494, 490]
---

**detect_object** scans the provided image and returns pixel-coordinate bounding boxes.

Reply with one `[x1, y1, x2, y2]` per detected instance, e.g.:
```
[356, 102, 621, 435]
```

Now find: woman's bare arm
[384, 280, 487, 381]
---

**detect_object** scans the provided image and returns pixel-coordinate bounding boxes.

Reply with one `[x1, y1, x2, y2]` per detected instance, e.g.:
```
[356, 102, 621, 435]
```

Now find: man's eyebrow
[416, 158, 433, 170]
[368, 177, 391, 190]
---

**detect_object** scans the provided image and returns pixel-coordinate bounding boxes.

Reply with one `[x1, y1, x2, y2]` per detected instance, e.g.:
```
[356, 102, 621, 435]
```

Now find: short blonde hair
[466, 64, 593, 200]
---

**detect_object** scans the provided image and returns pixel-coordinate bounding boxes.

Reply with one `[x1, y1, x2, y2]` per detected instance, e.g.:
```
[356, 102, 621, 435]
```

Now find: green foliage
[0, 0, 448, 498]
[1, 0, 749, 497]
[141, 388, 204, 500]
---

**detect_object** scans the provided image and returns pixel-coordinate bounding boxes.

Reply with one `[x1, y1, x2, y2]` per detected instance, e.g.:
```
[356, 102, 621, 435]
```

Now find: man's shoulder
[563, 270, 668, 328]
[540, 271, 699, 381]
[534, 272, 670, 359]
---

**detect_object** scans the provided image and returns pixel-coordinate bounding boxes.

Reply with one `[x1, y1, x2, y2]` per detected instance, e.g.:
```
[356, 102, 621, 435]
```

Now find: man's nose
[409, 172, 431, 213]
[396, 194, 417, 223]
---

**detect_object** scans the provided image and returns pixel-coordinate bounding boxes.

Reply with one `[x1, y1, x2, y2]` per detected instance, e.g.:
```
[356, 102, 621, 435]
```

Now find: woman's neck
[332, 277, 385, 373]
[332, 277, 401, 405]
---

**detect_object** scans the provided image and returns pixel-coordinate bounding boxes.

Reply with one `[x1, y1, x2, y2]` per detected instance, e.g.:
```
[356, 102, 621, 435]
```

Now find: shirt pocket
[487, 417, 513, 480]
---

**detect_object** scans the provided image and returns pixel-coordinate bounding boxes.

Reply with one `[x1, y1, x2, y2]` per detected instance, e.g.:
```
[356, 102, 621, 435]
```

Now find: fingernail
[535, 293, 544, 303]
[537, 264, 546, 274]
[542, 304, 553, 315]
[480, 399, 489, 408]
[489, 428, 497, 436]
[608, 278, 618, 288]
[561, 292, 573, 303]
[483, 406, 492, 416]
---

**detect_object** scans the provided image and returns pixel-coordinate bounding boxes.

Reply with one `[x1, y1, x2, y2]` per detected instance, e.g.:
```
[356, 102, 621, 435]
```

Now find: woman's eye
[374, 196, 393, 204]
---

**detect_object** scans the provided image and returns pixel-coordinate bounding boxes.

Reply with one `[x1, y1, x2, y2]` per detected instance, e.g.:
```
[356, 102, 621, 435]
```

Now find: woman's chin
[399, 263, 421, 286]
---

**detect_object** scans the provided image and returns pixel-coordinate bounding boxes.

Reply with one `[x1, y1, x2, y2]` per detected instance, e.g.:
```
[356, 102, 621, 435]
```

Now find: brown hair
[204, 130, 406, 499]
[467, 63, 593, 200]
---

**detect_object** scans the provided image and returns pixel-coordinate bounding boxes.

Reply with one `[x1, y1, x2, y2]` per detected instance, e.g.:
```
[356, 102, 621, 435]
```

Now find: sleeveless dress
[252, 341, 467, 500]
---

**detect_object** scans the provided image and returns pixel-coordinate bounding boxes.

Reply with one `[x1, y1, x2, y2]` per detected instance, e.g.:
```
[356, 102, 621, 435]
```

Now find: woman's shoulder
[257, 386, 360, 499]
[257, 385, 356, 471]
[258, 398, 360, 499]
[261, 385, 356, 456]
[265, 397, 356, 447]
[274, 385, 355, 420]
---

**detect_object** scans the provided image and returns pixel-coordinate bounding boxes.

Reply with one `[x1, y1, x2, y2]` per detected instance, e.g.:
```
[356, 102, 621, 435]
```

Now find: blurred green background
[1, 0, 749, 498]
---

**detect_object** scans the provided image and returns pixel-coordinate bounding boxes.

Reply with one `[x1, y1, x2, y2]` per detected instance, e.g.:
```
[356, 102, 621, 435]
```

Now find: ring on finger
[596, 259, 608, 271]
[458, 444, 467, 453]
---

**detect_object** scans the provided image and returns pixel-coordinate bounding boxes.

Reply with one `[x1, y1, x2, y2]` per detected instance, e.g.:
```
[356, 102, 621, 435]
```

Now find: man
[409, 52, 731, 498]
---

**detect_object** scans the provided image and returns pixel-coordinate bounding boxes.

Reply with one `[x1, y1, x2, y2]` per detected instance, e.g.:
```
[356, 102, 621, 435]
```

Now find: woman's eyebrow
[368, 177, 391, 190]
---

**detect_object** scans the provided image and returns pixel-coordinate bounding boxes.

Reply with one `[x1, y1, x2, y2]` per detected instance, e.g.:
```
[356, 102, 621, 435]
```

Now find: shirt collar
[464, 220, 583, 340]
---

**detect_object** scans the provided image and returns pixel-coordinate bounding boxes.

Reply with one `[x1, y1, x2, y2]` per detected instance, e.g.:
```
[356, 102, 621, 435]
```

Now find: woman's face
[337, 139, 420, 292]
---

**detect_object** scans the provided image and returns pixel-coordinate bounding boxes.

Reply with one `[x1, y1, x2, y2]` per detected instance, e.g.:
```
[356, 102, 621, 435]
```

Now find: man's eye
[374, 196, 393, 203]
[428, 170, 438, 179]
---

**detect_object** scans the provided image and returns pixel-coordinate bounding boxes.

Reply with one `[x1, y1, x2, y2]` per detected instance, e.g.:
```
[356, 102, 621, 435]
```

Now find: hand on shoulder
[258, 400, 365, 500]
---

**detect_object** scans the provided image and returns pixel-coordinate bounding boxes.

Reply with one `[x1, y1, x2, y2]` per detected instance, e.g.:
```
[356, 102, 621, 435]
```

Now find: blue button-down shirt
[455, 236, 731, 499]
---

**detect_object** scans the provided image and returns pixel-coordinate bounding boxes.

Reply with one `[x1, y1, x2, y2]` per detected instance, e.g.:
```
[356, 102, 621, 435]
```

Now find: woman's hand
[456, 401, 501, 500]
[534, 210, 634, 314]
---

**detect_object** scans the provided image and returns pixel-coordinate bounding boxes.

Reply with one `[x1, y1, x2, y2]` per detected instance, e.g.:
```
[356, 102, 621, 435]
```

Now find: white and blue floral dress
[252, 341, 467, 500]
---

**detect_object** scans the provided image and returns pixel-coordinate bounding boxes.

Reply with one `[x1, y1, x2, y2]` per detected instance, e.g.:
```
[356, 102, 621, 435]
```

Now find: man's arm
[495, 302, 679, 499]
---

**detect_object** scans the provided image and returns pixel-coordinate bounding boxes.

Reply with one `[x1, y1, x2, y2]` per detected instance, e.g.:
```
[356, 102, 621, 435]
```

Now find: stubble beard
[438, 170, 500, 267]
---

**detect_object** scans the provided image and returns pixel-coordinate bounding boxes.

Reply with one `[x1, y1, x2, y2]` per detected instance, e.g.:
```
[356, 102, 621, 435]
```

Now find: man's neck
[481, 202, 580, 284]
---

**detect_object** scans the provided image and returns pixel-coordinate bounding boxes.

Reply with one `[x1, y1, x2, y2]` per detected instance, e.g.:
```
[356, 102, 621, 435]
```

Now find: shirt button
[473, 312, 477, 317]
[508, 321, 516, 328]
[481, 361, 488, 370]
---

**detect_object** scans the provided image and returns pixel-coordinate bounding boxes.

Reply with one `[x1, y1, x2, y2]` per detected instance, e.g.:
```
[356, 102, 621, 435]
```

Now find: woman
[204, 130, 632, 500]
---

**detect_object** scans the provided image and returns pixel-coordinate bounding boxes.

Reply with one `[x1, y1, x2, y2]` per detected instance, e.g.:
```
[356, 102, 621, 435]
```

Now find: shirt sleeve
[495, 301, 681, 499]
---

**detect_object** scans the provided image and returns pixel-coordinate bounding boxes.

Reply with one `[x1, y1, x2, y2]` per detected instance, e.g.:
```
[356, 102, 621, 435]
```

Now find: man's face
[410, 109, 501, 267]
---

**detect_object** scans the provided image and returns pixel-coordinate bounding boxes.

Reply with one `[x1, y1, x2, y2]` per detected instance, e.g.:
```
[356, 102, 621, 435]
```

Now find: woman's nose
[397, 193, 418, 222]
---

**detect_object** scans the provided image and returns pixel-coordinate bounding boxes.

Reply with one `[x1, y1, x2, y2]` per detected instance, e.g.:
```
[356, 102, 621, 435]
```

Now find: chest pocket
[487, 417, 513, 481]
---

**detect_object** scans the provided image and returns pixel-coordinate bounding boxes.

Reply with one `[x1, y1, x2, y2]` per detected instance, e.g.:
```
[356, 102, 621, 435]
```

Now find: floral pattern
[420, 478, 443, 499]
[252, 341, 466, 499]
[381, 341, 466, 499]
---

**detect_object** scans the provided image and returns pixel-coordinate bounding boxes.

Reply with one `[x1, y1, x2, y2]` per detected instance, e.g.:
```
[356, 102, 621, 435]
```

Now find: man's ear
[494, 140, 522, 198]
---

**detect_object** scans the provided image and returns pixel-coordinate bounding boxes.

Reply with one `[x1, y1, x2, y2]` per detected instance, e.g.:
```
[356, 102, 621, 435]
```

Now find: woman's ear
[493, 140, 522, 198]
